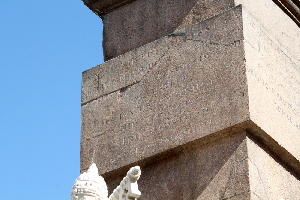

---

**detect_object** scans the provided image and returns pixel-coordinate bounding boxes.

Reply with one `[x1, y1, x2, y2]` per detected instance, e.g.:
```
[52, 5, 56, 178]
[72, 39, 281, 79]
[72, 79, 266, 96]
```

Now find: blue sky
[0, 1, 103, 199]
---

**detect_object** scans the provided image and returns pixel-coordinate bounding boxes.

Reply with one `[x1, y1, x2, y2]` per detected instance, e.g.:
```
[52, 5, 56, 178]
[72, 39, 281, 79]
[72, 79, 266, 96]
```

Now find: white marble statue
[71, 163, 141, 200]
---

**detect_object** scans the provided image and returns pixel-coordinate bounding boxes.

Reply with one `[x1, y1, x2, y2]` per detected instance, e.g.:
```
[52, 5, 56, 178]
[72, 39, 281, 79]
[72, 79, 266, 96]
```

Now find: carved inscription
[245, 22, 300, 130]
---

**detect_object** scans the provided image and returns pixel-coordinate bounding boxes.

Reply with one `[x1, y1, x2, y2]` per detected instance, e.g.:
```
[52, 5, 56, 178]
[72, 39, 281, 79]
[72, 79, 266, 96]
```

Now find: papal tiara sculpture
[71, 163, 141, 200]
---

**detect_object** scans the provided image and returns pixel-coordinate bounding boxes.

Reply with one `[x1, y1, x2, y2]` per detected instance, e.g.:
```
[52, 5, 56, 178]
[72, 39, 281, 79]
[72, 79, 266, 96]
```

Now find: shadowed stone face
[83, 0, 136, 15]
[100, 0, 235, 60]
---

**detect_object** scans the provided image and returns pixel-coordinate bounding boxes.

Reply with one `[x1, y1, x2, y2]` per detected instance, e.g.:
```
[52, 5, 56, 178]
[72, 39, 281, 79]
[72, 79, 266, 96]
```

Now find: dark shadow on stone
[246, 129, 300, 180]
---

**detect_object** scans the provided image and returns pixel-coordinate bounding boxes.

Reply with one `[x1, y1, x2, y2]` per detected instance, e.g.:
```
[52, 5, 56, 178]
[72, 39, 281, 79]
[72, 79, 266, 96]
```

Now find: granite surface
[240, 0, 300, 161]
[104, 131, 249, 200]
[81, 6, 250, 173]
[102, 0, 235, 60]
[80, 0, 300, 198]
[247, 135, 300, 199]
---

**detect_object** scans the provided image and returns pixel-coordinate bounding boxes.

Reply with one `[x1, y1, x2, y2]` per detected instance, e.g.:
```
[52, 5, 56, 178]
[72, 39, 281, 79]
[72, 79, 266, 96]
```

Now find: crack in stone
[170, 30, 243, 46]
[175, 5, 242, 33]
[184, 38, 243, 46]
[81, 50, 169, 106]
[82, 34, 240, 107]
[247, 158, 269, 199]
[221, 190, 251, 200]
[221, 158, 248, 199]
[251, 191, 264, 200]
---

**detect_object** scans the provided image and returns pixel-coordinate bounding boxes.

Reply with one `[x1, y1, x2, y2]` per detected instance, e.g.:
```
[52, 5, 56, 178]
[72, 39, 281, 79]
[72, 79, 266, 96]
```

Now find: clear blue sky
[0, 1, 104, 199]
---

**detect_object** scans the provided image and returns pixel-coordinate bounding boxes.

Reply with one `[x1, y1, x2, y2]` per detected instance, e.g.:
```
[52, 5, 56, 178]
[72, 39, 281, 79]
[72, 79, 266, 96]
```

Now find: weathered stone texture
[240, 0, 300, 161]
[81, 0, 300, 198]
[81, 6, 250, 173]
[236, 0, 300, 66]
[102, 0, 235, 60]
[247, 137, 300, 199]
[99, 131, 300, 199]
[104, 132, 249, 200]
[82, 5, 244, 104]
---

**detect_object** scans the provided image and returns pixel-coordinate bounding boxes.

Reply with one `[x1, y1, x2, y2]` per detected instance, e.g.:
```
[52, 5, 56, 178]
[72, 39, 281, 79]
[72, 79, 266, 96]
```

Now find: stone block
[80, 0, 300, 198]
[235, 0, 300, 65]
[247, 136, 300, 199]
[104, 131, 249, 200]
[102, 0, 235, 60]
[239, 0, 300, 161]
[96, 130, 300, 199]
[81, 6, 250, 173]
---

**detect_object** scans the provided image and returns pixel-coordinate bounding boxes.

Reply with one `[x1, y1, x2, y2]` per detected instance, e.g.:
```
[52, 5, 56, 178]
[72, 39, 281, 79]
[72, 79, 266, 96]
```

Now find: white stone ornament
[71, 164, 141, 200]
[109, 166, 141, 200]
[71, 163, 108, 200]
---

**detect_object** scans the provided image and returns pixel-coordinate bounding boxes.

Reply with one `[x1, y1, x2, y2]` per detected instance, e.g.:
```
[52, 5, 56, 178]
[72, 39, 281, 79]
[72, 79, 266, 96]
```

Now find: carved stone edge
[82, 0, 300, 27]
[81, 0, 136, 17]
[272, 0, 300, 27]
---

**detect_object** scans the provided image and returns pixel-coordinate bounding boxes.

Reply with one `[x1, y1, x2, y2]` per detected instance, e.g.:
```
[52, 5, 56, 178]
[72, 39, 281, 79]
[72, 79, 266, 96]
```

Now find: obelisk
[80, 0, 300, 199]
